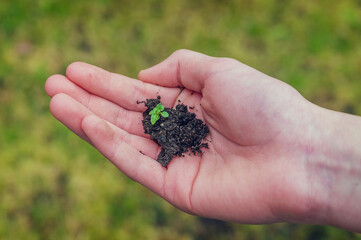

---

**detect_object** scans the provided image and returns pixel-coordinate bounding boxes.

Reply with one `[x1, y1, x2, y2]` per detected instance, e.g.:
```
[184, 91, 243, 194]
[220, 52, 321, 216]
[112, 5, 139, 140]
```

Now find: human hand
[45, 50, 361, 231]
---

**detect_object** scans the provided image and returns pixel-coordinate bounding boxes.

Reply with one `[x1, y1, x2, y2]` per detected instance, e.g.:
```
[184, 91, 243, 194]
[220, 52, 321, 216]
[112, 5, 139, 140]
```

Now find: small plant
[149, 103, 169, 125]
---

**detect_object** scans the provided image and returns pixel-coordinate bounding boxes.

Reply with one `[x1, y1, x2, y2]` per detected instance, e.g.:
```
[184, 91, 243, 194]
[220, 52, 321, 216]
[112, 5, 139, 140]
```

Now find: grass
[1, 0, 361, 239]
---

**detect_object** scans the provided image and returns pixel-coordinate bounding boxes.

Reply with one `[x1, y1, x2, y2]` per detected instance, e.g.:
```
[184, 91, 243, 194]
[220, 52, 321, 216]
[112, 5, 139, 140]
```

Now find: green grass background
[1, 0, 361, 239]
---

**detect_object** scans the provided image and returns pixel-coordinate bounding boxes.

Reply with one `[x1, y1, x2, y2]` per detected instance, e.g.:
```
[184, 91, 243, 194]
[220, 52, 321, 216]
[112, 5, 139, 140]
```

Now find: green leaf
[159, 104, 164, 111]
[149, 109, 155, 115]
[161, 111, 169, 118]
[151, 114, 160, 125]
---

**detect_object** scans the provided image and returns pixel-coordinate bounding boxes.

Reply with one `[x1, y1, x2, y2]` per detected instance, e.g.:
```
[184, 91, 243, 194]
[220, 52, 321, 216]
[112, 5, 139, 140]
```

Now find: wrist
[300, 105, 361, 232]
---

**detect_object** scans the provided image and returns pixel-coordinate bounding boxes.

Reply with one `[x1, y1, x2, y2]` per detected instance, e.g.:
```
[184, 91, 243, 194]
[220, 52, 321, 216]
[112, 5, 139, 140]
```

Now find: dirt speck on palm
[139, 96, 209, 167]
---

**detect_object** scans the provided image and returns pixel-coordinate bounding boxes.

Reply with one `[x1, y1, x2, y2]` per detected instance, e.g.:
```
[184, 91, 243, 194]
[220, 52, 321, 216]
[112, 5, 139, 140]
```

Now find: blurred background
[1, 0, 361, 239]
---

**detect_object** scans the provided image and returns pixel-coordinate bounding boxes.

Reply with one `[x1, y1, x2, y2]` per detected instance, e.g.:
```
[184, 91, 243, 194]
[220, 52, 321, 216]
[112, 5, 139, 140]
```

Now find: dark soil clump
[140, 96, 209, 167]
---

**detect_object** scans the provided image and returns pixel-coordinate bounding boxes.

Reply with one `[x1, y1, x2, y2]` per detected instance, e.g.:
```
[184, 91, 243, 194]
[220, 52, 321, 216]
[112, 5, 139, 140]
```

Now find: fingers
[65, 62, 181, 111]
[50, 93, 167, 195]
[50, 93, 159, 159]
[81, 114, 166, 195]
[46, 74, 147, 137]
[45, 74, 88, 104]
[138, 49, 234, 92]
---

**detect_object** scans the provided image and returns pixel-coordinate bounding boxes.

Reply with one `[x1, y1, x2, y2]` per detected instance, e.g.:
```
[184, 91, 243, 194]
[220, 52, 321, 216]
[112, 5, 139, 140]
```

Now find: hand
[45, 50, 361, 231]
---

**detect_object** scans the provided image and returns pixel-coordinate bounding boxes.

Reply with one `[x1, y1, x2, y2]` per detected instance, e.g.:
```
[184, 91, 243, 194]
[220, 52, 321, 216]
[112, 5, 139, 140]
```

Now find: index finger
[138, 49, 241, 93]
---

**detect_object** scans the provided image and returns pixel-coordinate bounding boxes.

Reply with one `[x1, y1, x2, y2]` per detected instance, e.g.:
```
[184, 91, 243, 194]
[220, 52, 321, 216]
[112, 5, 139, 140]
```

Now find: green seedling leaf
[151, 114, 160, 125]
[161, 111, 169, 118]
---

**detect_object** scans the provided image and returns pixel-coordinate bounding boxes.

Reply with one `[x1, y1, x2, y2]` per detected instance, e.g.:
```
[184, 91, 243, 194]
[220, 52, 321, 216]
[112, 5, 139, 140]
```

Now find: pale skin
[45, 49, 361, 233]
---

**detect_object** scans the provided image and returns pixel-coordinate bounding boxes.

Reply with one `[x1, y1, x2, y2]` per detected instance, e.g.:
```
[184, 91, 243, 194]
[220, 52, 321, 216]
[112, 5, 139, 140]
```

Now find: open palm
[46, 50, 315, 224]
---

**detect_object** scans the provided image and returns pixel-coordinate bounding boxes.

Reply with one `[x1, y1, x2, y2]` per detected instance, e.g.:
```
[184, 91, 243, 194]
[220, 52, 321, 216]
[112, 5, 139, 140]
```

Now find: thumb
[138, 49, 214, 92]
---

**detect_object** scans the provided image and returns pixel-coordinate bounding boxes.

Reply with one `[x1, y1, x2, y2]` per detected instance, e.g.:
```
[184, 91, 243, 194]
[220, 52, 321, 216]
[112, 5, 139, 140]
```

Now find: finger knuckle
[172, 49, 191, 58]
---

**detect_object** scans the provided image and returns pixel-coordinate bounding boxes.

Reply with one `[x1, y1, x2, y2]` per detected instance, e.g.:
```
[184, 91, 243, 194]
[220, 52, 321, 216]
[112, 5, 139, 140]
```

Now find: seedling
[149, 103, 169, 125]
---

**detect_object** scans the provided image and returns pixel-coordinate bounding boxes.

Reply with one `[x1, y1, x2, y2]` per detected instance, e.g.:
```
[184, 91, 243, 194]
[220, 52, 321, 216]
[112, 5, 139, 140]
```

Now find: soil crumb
[140, 96, 209, 167]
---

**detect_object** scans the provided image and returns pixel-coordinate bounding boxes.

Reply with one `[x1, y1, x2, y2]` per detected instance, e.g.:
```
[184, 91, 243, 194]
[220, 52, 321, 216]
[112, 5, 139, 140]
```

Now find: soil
[139, 96, 209, 167]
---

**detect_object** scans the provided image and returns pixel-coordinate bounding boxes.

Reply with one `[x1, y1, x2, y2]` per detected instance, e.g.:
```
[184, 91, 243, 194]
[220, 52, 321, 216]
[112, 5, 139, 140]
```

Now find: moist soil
[139, 96, 209, 167]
